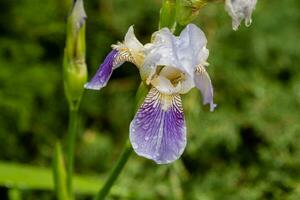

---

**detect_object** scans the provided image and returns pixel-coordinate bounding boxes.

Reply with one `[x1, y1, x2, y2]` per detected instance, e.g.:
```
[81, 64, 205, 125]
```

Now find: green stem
[94, 142, 133, 200]
[66, 107, 79, 199]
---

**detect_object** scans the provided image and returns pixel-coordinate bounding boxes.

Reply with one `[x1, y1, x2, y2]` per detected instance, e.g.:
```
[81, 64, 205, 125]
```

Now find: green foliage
[0, 0, 300, 199]
[53, 143, 69, 200]
[0, 161, 122, 195]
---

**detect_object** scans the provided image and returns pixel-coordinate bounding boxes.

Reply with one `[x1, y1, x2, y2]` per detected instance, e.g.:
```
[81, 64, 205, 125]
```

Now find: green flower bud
[159, 0, 176, 31]
[63, 0, 87, 109]
[175, 0, 206, 26]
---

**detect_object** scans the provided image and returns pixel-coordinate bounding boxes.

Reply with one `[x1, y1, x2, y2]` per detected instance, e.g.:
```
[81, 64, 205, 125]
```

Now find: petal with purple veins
[130, 88, 187, 164]
[84, 49, 118, 90]
[194, 65, 216, 112]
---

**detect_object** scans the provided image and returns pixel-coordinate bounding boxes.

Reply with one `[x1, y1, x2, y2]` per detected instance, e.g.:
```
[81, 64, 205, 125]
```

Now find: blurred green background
[0, 0, 300, 199]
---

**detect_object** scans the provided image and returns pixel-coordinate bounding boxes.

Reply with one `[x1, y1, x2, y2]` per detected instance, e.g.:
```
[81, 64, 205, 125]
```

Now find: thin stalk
[66, 106, 79, 198]
[94, 141, 133, 200]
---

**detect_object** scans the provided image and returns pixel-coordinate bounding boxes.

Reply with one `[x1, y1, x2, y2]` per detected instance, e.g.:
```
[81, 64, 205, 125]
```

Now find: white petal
[177, 24, 209, 75]
[112, 26, 145, 67]
[124, 26, 144, 52]
[225, 0, 257, 30]
[142, 24, 210, 95]
[194, 65, 216, 111]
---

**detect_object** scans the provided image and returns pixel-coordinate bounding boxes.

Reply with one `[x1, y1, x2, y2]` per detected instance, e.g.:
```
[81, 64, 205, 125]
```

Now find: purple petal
[130, 88, 186, 164]
[84, 49, 118, 90]
[194, 66, 216, 112]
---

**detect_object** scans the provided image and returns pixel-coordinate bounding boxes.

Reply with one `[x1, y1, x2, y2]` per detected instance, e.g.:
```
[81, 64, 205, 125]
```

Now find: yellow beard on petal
[132, 52, 145, 68]
[160, 93, 174, 111]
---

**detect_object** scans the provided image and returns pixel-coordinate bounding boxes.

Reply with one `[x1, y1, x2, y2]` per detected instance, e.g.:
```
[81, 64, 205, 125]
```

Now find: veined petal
[84, 49, 118, 90]
[130, 88, 186, 164]
[85, 26, 144, 91]
[194, 65, 216, 112]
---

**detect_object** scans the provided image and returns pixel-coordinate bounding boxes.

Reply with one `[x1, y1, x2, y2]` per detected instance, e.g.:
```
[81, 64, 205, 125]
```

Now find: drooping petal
[84, 49, 118, 90]
[225, 0, 257, 31]
[130, 88, 186, 164]
[85, 26, 146, 90]
[194, 65, 216, 112]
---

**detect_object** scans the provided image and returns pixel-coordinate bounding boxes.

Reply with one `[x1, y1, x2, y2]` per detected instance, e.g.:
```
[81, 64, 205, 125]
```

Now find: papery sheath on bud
[64, 0, 87, 109]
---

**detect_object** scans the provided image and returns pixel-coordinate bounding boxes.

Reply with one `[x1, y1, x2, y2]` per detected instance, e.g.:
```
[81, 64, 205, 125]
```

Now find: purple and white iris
[85, 24, 215, 164]
[225, 0, 257, 30]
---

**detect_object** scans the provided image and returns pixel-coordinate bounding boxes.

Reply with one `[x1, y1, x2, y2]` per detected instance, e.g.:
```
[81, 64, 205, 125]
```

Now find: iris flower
[85, 24, 215, 164]
[225, 0, 257, 31]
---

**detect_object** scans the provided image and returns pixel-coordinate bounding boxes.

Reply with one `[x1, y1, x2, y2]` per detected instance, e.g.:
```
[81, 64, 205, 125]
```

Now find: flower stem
[66, 106, 79, 199]
[94, 141, 133, 200]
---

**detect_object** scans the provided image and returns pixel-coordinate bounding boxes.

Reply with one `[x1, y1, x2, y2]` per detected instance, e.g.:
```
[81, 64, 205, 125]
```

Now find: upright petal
[124, 26, 144, 53]
[130, 88, 186, 164]
[178, 24, 209, 70]
[84, 49, 118, 90]
[194, 65, 216, 112]
[112, 26, 145, 67]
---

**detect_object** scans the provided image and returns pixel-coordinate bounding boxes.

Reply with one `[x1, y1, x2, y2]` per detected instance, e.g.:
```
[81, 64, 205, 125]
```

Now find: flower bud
[63, 0, 87, 109]
[175, 0, 206, 26]
[159, 0, 176, 30]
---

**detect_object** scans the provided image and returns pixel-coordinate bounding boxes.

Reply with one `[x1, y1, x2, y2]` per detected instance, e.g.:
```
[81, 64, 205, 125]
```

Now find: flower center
[158, 66, 185, 87]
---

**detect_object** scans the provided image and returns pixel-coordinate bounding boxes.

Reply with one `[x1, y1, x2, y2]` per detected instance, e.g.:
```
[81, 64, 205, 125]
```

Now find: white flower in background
[225, 0, 257, 31]
[85, 24, 216, 164]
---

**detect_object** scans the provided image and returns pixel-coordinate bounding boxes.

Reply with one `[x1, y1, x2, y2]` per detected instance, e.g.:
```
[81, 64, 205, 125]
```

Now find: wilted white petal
[225, 0, 257, 31]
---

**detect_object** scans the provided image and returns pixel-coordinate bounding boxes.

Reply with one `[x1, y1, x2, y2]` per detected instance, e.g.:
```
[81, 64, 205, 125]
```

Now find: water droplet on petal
[132, 142, 138, 149]
[145, 136, 149, 141]
[245, 18, 252, 27]
[172, 154, 178, 160]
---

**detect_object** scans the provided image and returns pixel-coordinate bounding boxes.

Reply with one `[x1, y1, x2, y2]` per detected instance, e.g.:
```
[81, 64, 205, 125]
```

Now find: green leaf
[52, 142, 69, 200]
[0, 161, 122, 196]
[8, 188, 22, 200]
